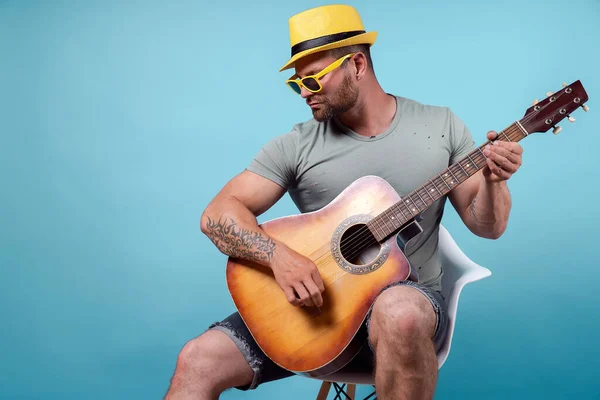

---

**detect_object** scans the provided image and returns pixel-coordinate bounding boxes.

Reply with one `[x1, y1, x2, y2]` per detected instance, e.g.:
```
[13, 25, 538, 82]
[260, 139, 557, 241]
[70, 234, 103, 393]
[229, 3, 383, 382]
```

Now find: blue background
[1, 0, 598, 398]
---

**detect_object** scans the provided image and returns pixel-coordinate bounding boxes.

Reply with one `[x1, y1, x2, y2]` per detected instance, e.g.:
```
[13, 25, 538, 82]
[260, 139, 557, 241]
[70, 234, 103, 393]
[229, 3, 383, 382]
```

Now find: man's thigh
[333, 280, 449, 374]
[208, 312, 295, 391]
[207, 280, 448, 387]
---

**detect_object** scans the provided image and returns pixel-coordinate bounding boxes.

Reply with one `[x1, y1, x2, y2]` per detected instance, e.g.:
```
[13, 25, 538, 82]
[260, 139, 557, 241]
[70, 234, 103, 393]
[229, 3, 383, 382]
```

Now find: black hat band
[291, 30, 366, 57]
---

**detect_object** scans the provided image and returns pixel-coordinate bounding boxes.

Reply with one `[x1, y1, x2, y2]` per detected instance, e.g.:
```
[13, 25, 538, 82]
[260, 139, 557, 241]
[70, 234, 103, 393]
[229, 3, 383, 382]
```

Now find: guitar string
[311, 119, 546, 266]
[317, 127, 513, 264]
[309, 129, 512, 266]
[305, 91, 571, 266]
[326, 125, 522, 263]
[338, 126, 522, 264]
[332, 91, 574, 263]
[336, 114, 554, 263]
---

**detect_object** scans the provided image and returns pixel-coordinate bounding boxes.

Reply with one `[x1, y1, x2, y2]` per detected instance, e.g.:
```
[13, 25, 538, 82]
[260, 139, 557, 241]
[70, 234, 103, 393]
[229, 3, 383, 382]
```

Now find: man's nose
[300, 86, 313, 99]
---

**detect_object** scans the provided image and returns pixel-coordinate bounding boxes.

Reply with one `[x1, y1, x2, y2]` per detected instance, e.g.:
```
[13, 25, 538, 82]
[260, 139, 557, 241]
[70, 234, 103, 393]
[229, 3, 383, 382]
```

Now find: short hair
[325, 44, 374, 72]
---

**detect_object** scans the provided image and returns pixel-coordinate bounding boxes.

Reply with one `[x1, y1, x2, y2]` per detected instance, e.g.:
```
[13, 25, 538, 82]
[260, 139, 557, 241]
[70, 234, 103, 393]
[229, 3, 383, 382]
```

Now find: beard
[310, 72, 359, 122]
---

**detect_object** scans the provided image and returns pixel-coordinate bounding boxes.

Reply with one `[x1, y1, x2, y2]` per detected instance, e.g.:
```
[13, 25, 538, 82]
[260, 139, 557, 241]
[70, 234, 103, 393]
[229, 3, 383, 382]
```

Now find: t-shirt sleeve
[448, 108, 476, 165]
[246, 131, 298, 189]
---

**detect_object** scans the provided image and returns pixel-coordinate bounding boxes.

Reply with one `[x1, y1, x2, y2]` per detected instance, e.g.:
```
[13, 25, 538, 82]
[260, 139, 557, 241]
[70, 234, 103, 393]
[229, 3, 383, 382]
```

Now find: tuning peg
[568, 116, 576, 122]
[562, 82, 567, 88]
[532, 99, 539, 105]
[546, 92, 554, 97]
[582, 105, 589, 112]
[553, 126, 562, 135]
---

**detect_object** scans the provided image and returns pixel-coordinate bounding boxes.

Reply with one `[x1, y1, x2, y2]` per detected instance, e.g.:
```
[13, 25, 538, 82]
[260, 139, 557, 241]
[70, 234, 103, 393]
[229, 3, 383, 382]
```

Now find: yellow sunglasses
[286, 53, 354, 95]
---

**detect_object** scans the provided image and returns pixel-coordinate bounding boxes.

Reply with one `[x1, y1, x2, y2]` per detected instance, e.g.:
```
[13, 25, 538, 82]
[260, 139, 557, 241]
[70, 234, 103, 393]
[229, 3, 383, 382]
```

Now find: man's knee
[369, 286, 437, 348]
[177, 331, 219, 373]
[174, 330, 253, 389]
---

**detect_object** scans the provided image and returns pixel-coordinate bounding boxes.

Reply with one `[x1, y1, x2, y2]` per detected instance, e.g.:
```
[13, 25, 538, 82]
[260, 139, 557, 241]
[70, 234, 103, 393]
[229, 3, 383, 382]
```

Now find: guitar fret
[378, 216, 388, 237]
[415, 190, 427, 208]
[447, 168, 459, 185]
[404, 196, 419, 215]
[515, 121, 529, 137]
[394, 204, 408, 223]
[430, 178, 444, 198]
[456, 161, 469, 177]
[465, 158, 476, 174]
[371, 220, 384, 239]
[388, 220, 398, 238]
[430, 179, 443, 197]
[386, 209, 397, 233]
[419, 186, 434, 204]
[388, 209, 396, 224]
[466, 154, 479, 169]
[378, 219, 388, 238]
[385, 209, 397, 233]
[399, 204, 413, 222]
[378, 211, 389, 237]
[367, 221, 378, 238]
[425, 181, 437, 201]
[401, 198, 412, 217]
[410, 193, 423, 211]
[477, 147, 486, 161]
[500, 131, 512, 142]
[439, 173, 451, 190]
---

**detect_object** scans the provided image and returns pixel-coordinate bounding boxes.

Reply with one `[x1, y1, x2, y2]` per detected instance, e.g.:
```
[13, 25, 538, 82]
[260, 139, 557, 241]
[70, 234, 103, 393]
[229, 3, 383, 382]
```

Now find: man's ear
[351, 52, 368, 81]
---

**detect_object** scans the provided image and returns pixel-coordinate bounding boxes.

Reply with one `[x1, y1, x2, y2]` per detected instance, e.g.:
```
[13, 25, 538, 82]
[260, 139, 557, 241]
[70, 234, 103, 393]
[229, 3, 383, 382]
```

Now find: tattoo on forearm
[469, 197, 478, 222]
[205, 216, 276, 263]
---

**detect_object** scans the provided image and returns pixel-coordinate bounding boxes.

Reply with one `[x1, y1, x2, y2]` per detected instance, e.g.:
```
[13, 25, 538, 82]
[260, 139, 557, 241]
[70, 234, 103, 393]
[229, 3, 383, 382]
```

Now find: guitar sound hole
[339, 224, 381, 265]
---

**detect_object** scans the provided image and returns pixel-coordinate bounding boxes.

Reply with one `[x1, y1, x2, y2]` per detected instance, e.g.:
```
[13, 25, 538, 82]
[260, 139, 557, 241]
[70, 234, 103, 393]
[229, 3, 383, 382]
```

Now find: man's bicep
[215, 170, 287, 217]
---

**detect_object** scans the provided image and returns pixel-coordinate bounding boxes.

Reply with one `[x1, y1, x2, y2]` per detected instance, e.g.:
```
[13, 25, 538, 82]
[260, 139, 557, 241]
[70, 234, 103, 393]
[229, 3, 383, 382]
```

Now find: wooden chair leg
[347, 384, 356, 399]
[317, 381, 359, 400]
[317, 381, 332, 400]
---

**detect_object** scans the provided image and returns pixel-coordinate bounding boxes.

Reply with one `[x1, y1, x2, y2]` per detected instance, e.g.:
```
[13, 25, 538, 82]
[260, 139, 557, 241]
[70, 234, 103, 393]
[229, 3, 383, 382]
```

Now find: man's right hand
[269, 242, 325, 308]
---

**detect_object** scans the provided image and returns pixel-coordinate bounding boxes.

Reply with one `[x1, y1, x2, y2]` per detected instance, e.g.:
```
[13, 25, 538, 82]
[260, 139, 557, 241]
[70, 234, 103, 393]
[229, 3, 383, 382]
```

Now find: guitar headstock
[521, 80, 589, 134]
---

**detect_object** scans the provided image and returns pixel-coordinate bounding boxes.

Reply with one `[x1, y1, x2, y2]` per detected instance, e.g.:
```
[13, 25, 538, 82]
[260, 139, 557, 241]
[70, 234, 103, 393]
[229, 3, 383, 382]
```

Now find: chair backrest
[437, 224, 491, 368]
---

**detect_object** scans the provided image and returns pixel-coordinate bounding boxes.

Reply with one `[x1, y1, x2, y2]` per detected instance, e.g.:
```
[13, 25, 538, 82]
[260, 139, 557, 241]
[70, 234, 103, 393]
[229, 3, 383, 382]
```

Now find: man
[165, 4, 523, 400]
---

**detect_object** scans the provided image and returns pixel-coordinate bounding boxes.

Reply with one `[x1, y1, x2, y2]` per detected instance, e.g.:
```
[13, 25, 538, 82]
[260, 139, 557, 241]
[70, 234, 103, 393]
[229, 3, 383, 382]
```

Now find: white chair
[314, 224, 492, 400]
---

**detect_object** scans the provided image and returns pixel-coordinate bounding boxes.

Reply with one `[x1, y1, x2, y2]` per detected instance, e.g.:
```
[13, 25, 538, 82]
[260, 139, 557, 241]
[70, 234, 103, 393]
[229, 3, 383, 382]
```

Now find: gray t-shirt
[246, 95, 475, 292]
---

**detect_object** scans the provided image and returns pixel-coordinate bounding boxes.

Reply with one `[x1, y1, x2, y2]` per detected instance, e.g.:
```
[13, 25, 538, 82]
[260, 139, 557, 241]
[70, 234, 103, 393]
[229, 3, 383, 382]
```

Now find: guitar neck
[367, 79, 589, 242]
[367, 121, 529, 242]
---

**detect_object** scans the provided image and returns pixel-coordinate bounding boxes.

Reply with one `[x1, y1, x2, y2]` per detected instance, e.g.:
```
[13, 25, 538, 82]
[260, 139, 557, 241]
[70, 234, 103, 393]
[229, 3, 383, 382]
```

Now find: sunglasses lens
[287, 81, 301, 94]
[303, 77, 320, 92]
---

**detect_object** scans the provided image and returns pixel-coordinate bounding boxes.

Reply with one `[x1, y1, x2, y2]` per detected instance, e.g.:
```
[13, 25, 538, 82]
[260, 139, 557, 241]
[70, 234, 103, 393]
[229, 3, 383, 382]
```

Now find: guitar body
[226, 175, 417, 377]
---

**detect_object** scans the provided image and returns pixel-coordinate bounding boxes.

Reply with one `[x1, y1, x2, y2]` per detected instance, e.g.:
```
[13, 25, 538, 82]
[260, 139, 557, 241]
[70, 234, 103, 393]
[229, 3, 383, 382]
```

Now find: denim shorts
[208, 279, 448, 390]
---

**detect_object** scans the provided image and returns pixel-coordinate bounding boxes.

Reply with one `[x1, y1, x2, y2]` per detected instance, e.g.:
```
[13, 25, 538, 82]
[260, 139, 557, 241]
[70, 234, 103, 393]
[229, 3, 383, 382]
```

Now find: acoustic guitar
[225, 80, 589, 377]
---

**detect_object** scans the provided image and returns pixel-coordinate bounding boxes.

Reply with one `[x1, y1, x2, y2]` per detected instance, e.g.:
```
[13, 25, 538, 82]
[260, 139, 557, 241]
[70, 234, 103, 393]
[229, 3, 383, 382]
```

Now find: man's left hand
[482, 130, 523, 183]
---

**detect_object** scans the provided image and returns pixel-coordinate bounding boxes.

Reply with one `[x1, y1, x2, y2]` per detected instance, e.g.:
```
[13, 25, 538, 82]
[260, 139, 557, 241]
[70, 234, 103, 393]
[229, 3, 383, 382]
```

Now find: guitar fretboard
[367, 121, 528, 242]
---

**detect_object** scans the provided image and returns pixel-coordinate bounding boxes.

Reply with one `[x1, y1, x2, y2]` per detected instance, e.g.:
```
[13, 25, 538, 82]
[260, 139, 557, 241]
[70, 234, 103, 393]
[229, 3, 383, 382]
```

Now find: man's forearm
[467, 175, 512, 239]
[200, 196, 278, 266]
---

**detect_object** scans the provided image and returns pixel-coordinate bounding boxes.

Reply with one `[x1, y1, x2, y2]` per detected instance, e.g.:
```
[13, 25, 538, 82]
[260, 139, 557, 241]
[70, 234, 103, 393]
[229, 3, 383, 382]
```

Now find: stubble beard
[311, 73, 359, 122]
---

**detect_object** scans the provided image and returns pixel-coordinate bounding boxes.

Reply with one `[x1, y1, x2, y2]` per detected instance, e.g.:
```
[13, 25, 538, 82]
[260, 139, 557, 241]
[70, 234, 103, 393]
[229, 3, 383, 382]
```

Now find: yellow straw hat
[279, 4, 377, 72]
